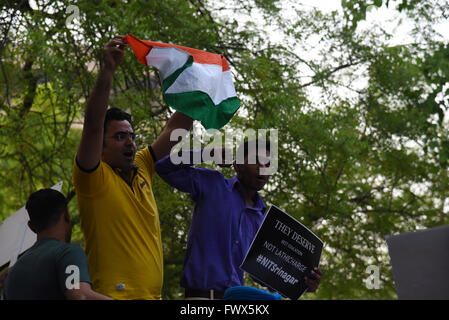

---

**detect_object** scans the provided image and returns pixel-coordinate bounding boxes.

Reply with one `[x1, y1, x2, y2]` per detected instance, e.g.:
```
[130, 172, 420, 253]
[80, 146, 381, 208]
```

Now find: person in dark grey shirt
[3, 189, 112, 300]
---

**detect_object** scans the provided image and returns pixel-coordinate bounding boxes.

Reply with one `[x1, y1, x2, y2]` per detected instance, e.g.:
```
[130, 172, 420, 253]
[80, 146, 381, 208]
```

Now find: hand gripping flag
[124, 34, 240, 130]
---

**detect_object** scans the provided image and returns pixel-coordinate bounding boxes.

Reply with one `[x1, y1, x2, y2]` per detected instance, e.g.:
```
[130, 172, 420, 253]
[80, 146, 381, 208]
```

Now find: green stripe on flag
[161, 55, 194, 92]
[163, 91, 240, 130]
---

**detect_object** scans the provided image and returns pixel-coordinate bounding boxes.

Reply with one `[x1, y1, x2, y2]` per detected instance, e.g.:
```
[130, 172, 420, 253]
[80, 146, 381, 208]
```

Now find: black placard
[240, 205, 324, 300]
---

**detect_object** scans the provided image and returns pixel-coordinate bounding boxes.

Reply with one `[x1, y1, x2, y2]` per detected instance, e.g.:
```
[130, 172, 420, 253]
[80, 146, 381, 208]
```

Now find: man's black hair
[25, 189, 67, 232]
[104, 107, 133, 134]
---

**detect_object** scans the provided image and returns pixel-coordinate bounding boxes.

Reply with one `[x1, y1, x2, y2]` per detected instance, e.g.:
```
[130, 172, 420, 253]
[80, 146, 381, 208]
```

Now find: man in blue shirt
[155, 139, 321, 299]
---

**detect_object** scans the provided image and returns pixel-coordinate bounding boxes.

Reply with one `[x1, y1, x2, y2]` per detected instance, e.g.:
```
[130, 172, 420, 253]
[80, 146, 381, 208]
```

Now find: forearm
[155, 149, 205, 194]
[151, 111, 193, 161]
[67, 290, 113, 300]
[66, 282, 114, 300]
[155, 146, 227, 175]
[83, 67, 114, 132]
[165, 111, 194, 132]
[156, 149, 203, 173]
[83, 35, 124, 125]
[76, 68, 114, 169]
[82, 289, 114, 300]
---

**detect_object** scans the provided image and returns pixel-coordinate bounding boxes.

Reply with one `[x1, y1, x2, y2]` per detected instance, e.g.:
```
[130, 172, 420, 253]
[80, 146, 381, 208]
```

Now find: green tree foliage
[1, 0, 448, 299]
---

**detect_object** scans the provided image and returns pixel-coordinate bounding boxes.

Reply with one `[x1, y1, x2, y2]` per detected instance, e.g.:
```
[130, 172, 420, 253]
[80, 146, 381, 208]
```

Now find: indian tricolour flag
[124, 34, 240, 130]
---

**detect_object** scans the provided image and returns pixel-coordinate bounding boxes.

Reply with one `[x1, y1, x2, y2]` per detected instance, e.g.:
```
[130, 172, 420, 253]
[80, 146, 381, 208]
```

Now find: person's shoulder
[73, 159, 112, 196]
[74, 157, 101, 173]
[39, 238, 65, 249]
[33, 239, 77, 260]
[196, 166, 225, 179]
[54, 241, 85, 258]
[135, 146, 156, 170]
[64, 242, 84, 253]
[194, 167, 233, 190]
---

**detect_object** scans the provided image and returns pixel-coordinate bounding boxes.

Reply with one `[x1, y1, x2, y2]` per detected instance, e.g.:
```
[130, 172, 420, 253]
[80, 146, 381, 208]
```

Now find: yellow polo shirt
[72, 147, 163, 300]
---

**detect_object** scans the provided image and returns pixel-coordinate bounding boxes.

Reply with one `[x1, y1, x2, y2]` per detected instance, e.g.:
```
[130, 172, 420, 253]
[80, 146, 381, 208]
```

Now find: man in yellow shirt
[73, 36, 193, 299]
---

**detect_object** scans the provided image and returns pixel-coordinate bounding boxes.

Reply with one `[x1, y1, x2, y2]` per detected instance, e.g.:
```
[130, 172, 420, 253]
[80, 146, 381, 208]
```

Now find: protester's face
[234, 150, 271, 191]
[102, 120, 137, 172]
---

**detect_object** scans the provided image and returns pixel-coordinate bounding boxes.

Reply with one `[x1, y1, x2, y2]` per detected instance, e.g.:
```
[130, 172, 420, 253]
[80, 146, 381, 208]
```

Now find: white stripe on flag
[165, 64, 237, 105]
[146, 47, 190, 80]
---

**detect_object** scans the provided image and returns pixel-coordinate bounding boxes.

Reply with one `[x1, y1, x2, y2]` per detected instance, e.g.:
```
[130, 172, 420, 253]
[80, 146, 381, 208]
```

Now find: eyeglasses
[106, 131, 136, 142]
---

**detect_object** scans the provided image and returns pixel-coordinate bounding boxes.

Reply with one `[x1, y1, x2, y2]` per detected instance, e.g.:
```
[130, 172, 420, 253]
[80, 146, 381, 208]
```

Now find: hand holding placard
[240, 205, 324, 300]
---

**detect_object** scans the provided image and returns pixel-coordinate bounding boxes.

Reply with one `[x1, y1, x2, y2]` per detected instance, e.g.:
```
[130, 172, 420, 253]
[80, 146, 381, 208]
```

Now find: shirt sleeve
[134, 146, 156, 181]
[55, 244, 91, 293]
[154, 149, 207, 200]
[72, 157, 109, 197]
